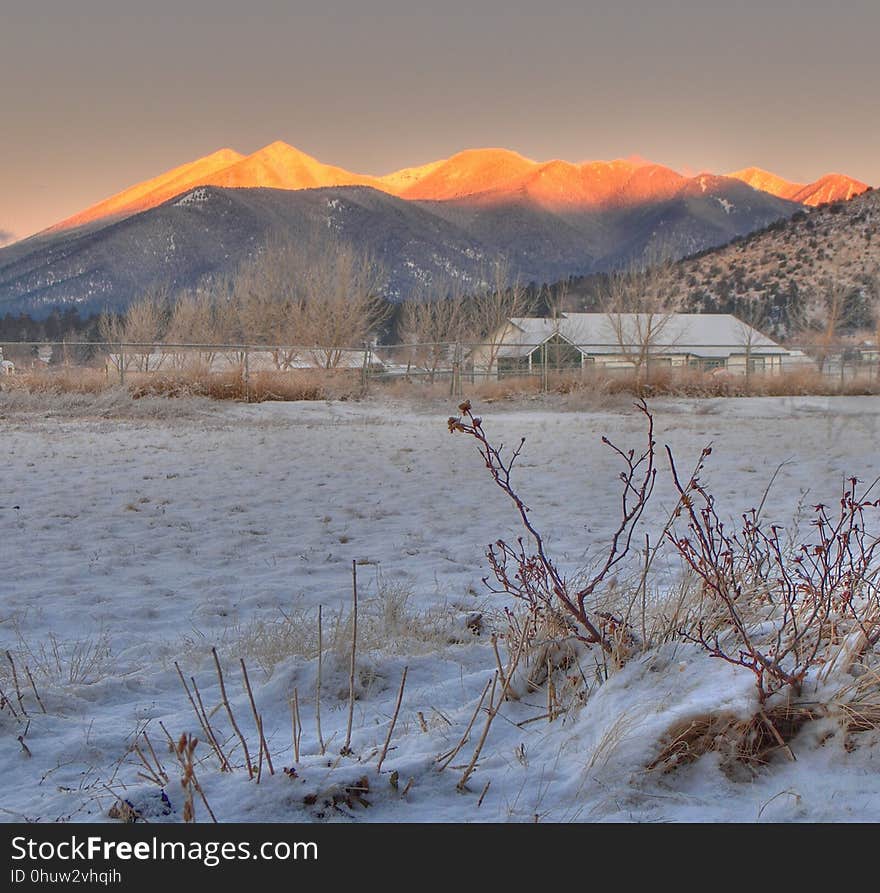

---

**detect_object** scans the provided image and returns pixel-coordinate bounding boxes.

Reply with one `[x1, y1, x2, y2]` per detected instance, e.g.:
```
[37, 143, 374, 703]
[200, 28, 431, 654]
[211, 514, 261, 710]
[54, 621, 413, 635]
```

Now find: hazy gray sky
[2, 0, 878, 239]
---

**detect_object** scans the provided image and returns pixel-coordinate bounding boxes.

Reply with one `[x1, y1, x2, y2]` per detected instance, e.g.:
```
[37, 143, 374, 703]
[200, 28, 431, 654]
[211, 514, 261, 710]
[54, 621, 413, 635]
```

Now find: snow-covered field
[1, 394, 879, 823]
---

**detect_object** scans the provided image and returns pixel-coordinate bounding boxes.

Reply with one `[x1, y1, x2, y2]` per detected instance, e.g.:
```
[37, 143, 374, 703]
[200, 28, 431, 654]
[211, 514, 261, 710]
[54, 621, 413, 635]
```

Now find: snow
[173, 188, 210, 207]
[1, 395, 879, 823]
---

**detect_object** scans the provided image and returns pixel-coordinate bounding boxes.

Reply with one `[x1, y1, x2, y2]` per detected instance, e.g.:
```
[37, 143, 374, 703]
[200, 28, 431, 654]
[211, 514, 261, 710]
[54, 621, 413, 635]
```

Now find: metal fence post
[243, 347, 250, 403]
[119, 344, 125, 386]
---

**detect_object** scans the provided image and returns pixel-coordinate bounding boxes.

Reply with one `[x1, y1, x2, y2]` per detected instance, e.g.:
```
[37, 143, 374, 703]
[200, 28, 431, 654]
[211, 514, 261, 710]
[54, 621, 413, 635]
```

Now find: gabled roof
[499, 313, 787, 359]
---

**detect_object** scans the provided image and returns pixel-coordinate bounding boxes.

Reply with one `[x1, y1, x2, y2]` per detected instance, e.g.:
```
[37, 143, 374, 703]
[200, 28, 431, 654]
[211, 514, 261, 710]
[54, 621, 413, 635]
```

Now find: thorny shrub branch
[666, 447, 880, 702]
[448, 399, 657, 652]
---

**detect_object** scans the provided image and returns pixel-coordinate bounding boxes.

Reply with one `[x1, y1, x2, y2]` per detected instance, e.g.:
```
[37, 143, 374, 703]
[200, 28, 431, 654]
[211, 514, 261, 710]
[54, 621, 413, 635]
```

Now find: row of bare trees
[398, 261, 536, 380]
[99, 229, 880, 378]
[100, 232, 390, 371]
[100, 234, 541, 375]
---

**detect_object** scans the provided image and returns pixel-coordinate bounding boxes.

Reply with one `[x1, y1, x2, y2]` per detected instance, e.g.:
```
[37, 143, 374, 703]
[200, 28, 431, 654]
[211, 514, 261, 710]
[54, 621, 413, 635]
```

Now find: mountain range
[0, 141, 870, 316]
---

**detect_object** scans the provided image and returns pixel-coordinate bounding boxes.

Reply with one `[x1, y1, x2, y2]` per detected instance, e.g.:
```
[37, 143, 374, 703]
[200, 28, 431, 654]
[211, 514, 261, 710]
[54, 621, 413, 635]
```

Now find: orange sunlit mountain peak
[729, 166, 799, 199]
[728, 167, 868, 206]
[394, 147, 539, 200]
[791, 173, 868, 205]
[45, 142, 873, 236]
[204, 140, 379, 191]
[52, 147, 246, 231]
[396, 153, 693, 211]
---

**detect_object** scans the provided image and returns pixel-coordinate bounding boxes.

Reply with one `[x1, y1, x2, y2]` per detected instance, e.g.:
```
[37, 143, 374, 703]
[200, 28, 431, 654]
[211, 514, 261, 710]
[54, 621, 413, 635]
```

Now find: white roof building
[476, 313, 792, 376]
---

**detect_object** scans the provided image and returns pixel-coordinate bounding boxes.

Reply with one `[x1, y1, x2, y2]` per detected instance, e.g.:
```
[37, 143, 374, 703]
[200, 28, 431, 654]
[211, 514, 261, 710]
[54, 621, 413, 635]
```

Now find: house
[472, 313, 792, 377]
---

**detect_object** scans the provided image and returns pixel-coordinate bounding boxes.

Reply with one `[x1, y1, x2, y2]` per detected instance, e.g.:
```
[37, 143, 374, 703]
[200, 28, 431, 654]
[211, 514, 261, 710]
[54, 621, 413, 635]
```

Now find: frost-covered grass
[1, 396, 879, 823]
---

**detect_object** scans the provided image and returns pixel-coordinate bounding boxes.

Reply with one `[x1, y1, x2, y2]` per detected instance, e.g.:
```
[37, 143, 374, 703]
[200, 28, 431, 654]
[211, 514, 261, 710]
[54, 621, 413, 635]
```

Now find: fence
[1, 339, 878, 399]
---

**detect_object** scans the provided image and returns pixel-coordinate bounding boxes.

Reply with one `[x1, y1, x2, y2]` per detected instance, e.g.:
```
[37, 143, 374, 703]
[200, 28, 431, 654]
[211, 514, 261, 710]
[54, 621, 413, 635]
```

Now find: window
[497, 356, 530, 376]
[690, 357, 726, 371]
[529, 334, 583, 371]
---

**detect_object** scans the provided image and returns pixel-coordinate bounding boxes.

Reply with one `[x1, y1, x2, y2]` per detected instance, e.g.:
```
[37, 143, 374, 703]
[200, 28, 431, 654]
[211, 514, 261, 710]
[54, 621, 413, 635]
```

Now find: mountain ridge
[33, 141, 871, 240]
[728, 166, 867, 206]
[0, 175, 800, 316]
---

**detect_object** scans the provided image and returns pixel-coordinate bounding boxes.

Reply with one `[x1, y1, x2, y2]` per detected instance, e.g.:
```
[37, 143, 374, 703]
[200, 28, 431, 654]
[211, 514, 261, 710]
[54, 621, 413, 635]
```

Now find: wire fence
[1, 339, 878, 399]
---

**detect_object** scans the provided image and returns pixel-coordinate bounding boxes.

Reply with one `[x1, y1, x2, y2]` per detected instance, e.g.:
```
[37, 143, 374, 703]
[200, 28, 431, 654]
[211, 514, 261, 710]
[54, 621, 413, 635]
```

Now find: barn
[472, 313, 792, 377]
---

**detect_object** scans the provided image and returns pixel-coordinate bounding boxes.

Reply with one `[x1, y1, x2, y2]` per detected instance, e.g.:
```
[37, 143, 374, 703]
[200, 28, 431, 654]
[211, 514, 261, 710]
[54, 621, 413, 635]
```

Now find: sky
[1, 0, 878, 242]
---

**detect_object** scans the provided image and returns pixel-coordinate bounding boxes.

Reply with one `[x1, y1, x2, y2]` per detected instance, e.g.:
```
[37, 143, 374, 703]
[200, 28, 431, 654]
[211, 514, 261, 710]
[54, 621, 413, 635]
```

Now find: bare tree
[291, 234, 389, 369]
[543, 279, 572, 322]
[466, 259, 535, 376]
[601, 255, 681, 378]
[163, 290, 221, 370]
[803, 273, 853, 375]
[216, 229, 388, 370]
[399, 283, 469, 382]
[208, 275, 251, 368]
[100, 284, 169, 372]
[226, 234, 309, 368]
[864, 264, 880, 380]
[731, 299, 771, 385]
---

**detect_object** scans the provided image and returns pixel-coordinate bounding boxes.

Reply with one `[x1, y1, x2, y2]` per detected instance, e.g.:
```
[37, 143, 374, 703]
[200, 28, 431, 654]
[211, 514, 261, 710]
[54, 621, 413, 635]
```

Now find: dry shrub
[451, 398, 880, 782]
[449, 399, 656, 653]
[596, 367, 880, 399]
[130, 371, 245, 401]
[666, 449, 880, 703]
[4, 364, 362, 404]
[4, 367, 110, 395]
[649, 703, 820, 776]
[455, 367, 880, 402]
[470, 375, 545, 402]
[5, 362, 878, 403]
[375, 378, 458, 402]
[129, 369, 360, 402]
[830, 669, 880, 746]
[248, 370, 359, 402]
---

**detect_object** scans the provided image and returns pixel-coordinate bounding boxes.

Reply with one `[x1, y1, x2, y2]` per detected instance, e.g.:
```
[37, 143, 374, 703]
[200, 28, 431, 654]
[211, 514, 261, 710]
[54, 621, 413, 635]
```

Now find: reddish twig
[448, 399, 656, 652]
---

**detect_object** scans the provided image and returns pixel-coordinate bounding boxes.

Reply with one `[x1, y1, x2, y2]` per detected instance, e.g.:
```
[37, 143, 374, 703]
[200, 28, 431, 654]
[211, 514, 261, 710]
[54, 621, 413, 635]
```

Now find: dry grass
[1, 366, 362, 404]
[130, 369, 362, 402]
[544, 367, 880, 400]
[0, 385, 214, 419]
[4, 362, 878, 405]
[6, 367, 109, 395]
[385, 367, 880, 407]
[648, 703, 821, 776]
[829, 669, 880, 746]
[190, 581, 480, 679]
[8, 630, 115, 688]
